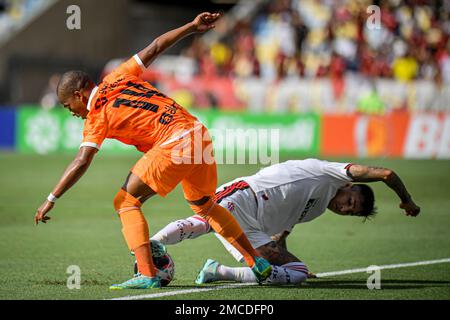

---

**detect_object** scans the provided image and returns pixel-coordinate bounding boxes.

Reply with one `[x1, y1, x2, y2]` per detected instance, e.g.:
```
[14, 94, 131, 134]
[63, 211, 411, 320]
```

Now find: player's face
[61, 91, 89, 119]
[328, 185, 364, 216]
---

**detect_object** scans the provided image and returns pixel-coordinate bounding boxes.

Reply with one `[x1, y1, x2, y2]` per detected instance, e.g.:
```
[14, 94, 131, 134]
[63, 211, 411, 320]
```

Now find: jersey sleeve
[80, 112, 108, 150]
[320, 160, 353, 182]
[104, 55, 146, 82]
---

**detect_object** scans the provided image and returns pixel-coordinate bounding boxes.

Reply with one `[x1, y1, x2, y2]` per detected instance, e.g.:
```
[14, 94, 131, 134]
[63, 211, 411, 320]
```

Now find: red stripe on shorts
[214, 180, 250, 204]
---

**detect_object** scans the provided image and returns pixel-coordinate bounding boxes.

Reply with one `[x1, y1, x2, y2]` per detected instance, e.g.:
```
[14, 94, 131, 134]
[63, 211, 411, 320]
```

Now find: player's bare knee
[121, 173, 156, 204]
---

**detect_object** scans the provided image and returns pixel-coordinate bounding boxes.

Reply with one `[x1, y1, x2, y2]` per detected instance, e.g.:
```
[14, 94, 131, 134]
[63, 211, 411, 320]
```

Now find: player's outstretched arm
[348, 164, 420, 217]
[34, 146, 98, 225]
[137, 12, 221, 67]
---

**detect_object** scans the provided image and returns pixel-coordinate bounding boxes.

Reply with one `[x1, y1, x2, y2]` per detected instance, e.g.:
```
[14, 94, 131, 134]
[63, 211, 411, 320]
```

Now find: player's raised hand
[35, 200, 54, 225]
[399, 199, 420, 217]
[191, 12, 221, 33]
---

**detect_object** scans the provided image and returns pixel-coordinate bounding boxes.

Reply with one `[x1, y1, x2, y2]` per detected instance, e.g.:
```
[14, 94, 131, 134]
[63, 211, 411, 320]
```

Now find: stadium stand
[0, 0, 448, 112]
[130, 0, 450, 113]
[0, 0, 56, 46]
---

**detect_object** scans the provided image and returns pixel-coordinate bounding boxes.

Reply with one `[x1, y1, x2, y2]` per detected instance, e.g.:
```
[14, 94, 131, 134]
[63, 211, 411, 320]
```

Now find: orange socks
[133, 243, 157, 277]
[114, 189, 157, 277]
[228, 233, 259, 268]
[190, 199, 259, 267]
[114, 188, 261, 277]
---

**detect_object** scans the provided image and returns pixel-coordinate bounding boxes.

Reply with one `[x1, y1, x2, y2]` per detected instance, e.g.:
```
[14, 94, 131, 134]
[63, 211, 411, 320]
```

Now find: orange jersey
[81, 55, 197, 152]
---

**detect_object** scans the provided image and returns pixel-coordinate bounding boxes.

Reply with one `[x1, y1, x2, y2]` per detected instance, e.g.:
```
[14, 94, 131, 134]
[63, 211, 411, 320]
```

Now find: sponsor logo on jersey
[298, 198, 318, 222]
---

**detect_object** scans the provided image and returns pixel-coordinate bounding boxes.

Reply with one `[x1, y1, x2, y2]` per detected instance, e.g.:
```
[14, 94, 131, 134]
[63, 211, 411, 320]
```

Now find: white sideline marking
[315, 258, 450, 278]
[110, 282, 257, 300]
[109, 258, 450, 300]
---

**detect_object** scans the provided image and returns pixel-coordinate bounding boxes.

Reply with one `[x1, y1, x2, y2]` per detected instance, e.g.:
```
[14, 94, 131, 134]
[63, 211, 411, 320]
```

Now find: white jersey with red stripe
[220, 159, 353, 237]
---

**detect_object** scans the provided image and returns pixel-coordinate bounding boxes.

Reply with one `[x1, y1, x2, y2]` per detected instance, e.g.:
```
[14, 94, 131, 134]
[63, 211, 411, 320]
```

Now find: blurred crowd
[182, 0, 450, 84]
[0, 0, 49, 40]
[27, 0, 449, 113]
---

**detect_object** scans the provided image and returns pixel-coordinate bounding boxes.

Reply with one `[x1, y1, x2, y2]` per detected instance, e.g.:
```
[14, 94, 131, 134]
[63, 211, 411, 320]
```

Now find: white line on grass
[315, 257, 450, 278]
[110, 282, 258, 300]
[109, 257, 450, 300]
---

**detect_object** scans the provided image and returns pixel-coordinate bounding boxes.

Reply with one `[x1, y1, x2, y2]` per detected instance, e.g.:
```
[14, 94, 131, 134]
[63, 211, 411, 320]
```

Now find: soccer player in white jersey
[149, 159, 420, 285]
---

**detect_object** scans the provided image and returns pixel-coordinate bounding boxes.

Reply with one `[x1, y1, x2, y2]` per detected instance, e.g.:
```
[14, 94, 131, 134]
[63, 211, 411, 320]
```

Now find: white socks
[152, 216, 309, 285]
[217, 265, 258, 283]
[151, 215, 210, 245]
[267, 262, 309, 284]
[215, 262, 309, 284]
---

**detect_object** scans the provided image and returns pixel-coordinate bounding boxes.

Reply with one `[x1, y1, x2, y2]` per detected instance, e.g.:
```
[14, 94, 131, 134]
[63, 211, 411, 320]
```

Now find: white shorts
[214, 186, 272, 263]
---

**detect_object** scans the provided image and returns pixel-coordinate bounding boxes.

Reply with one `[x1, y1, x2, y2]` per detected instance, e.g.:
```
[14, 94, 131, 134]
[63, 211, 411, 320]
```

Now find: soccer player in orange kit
[33, 12, 272, 289]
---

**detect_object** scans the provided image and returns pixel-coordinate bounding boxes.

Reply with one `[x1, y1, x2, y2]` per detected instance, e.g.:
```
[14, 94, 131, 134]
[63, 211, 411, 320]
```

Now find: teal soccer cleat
[109, 275, 162, 290]
[130, 240, 166, 258]
[150, 239, 167, 258]
[195, 259, 220, 284]
[251, 257, 272, 283]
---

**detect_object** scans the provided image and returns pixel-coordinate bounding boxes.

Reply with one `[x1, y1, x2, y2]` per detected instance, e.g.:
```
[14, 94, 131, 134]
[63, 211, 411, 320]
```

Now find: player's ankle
[140, 273, 157, 278]
[216, 264, 236, 280]
[139, 269, 157, 278]
[242, 255, 256, 268]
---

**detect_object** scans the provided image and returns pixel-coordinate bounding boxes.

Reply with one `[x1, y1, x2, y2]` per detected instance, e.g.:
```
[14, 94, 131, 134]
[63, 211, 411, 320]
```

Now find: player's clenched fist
[400, 200, 420, 217]
[35, 201, 54, 225]
[191, 12, 221, 32]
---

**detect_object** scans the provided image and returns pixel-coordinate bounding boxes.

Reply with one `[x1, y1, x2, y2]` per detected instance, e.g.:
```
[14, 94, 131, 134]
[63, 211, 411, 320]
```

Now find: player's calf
[197, 261, 308, 285]
[114, 189, 157, 278]
[151, 215, 210, 245]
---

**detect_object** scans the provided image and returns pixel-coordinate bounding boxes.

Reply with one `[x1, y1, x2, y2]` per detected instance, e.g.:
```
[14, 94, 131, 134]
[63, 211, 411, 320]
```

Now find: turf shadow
[295, 279, 450, 290]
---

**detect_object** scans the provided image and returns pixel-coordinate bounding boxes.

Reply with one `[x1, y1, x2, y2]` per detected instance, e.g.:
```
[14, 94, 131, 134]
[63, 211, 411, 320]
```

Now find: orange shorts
[131, 124, 217, 201]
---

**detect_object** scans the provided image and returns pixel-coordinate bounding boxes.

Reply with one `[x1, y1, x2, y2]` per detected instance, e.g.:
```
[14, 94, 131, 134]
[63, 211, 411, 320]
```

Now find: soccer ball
[133, 252, 175, 287]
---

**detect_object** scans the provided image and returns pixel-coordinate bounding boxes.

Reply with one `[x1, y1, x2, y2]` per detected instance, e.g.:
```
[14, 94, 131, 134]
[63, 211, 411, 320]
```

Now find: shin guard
[114, 189, 149, 251]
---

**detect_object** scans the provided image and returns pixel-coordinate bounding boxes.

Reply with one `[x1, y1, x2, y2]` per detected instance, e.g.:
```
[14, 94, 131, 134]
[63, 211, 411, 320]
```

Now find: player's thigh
[256, 242, 301, 266]
[219, 188, 259, 233]
[131, 147, 195, 198]
[181, 161, 218, 202]
[121, 172, 157, 204]
[181, 125, 217, 202]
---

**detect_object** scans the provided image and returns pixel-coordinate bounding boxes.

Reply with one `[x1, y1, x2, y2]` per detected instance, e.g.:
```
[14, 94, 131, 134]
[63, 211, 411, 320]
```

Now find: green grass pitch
[0, 153, 449, 300]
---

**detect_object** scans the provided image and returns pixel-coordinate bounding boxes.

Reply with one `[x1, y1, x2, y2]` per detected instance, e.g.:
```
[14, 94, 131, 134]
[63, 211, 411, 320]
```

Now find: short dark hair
[56, 70, 93, 101]
[354, 184, 377, 221]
